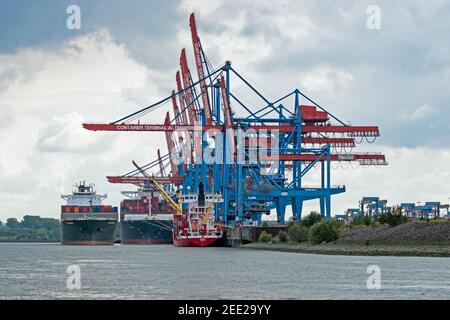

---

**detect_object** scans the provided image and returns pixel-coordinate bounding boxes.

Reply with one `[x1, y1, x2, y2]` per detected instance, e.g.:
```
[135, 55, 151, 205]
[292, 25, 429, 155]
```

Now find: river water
[0, 243, 449, 299]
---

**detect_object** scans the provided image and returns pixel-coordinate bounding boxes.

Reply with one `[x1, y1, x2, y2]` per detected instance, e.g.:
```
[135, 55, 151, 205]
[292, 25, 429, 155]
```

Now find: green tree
[309, 220, 341, 244]
[21, 215, 59, 230]
[287, 220, 295, 230]
[378, 212, 387, 224]
[300, 211, 323, 228]
[22, 215, 42, 229]
[0, 216, 60, 241]
[6, 218, 20, 229]
[379, 207, 406, 227]
[35, 228, 49, 240]
[278, 231, 288, 242]
[288, 224, 309, 243]
[259, 231, 272, 243]
[350, 215, 363, 226]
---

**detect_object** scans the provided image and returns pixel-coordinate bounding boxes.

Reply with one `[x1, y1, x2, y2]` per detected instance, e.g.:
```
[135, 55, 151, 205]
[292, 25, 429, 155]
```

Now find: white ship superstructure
[61, 181, 106, 206]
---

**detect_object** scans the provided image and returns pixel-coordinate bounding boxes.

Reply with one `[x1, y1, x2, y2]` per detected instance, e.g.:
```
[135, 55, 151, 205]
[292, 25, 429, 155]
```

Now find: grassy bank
[240, 241, 450, 257]
[241, 218, 450, 257]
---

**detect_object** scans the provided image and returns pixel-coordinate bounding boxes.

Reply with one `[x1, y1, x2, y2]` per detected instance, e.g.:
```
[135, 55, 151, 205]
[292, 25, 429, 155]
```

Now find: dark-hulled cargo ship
[120, 188, 173, 244]
[60, 181, 118, 245]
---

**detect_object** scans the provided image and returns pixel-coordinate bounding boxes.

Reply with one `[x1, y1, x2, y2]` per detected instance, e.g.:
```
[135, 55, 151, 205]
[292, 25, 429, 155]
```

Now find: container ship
[60, 181, 118, 245]
[120, 188, 173, 244]
[173, 182, 224, 247]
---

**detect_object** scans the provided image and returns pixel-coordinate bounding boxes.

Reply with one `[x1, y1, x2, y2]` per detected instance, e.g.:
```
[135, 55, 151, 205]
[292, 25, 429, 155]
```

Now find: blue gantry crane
[340, 200, 450, 221]
[83, 13, 387, 225]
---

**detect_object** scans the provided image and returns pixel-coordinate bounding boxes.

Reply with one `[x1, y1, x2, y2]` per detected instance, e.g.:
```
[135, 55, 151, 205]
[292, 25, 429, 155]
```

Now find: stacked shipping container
[61, 205, 118, 213]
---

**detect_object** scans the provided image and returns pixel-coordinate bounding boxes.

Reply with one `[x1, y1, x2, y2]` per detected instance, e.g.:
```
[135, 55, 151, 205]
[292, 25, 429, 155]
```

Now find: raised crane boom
[164, 112, 178, 175]
[171, 90, 181, 125]
[180, 49, 197, 125]
[189, 13, 212, 125]
[176, 71, 189, 125]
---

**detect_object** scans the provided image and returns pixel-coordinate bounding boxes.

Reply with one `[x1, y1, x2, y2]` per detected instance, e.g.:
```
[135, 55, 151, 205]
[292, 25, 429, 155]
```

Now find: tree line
[0, 215, 60, 242]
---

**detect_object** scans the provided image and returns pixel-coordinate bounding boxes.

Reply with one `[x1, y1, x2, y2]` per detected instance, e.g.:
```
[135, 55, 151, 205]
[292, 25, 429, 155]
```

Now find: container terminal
[336, 198, 449, 222]
[81, 13, 447, 246]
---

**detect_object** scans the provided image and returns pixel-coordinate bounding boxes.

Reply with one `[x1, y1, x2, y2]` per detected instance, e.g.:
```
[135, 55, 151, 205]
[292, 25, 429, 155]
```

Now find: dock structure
[358, 197, 389, 219]
[83, 13, 387, 229]
[340, 199, 450, 222]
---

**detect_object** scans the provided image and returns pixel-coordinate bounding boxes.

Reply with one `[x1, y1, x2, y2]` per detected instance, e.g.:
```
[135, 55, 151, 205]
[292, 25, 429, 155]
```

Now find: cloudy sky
[0, 0, 449, 222]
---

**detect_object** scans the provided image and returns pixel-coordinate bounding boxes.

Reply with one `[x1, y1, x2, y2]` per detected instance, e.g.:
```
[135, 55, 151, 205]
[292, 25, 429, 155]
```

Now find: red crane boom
[106, 175, 183, 185]
[175, 71, 189, 125]
[189, 13, 212, 125]
[171, 90, 181, 125]
[180, 49, 197, 125]
[83, 123, 380, 136]
[164, 112, 178, 175]
[261, 153, 386, 162]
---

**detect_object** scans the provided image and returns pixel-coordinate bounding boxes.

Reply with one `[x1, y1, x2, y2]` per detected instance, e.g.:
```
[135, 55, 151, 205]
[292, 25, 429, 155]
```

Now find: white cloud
[0, 30, 169, 221]
[36, 113, 104, 153]
[258, 0, 314, 40]
[0, 108, 13, 130]
[329, 145, 450, 211]
[1, 1, 450, 223]
[299, 65, 354, 95]
[175, 11, 272, 71]
[409, 104, 438, 120]
[179, 0, 224, 17]
[0, 29, 158, 120]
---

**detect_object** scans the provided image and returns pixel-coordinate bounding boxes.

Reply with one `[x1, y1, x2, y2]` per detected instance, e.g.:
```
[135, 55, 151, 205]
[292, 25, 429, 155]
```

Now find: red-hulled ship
[172, 183, 224, 247]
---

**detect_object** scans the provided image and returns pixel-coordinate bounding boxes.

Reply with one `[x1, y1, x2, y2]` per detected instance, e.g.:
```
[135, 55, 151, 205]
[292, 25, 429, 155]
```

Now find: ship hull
[172, 236, 220, 247]
[120, 219, 173, 245]
[62, 240, 115, 245]
[61, 218, 118, 245]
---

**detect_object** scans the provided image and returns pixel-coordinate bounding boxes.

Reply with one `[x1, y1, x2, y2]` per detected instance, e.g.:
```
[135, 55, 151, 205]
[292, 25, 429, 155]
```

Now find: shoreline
[0, 240, 60, 243]
[239, 242, 450, 257]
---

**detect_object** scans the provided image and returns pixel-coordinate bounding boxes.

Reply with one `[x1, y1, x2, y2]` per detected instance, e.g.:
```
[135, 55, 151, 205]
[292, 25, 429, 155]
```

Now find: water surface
[0, 243, 449, 299]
